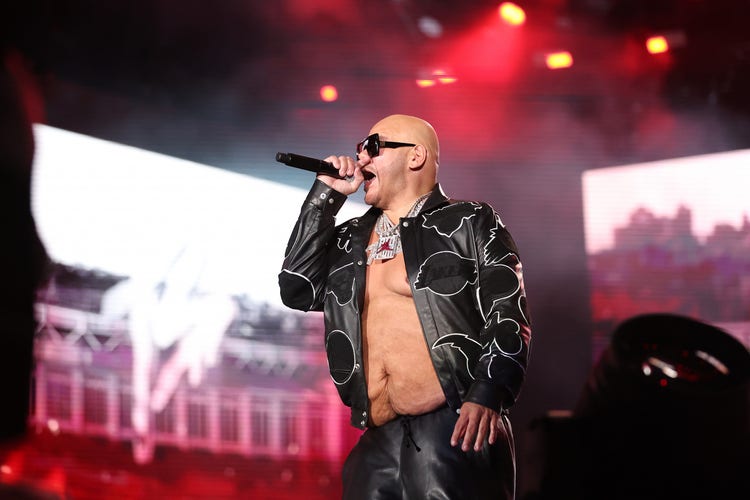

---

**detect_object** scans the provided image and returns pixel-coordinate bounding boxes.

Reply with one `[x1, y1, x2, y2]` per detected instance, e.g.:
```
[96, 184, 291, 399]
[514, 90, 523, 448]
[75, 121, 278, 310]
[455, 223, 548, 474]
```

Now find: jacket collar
[420, 183, 450, 214]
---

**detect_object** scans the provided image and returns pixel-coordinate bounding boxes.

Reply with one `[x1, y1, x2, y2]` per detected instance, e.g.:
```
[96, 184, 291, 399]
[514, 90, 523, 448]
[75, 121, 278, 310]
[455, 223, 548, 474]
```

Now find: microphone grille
[275, 152, 289, 163]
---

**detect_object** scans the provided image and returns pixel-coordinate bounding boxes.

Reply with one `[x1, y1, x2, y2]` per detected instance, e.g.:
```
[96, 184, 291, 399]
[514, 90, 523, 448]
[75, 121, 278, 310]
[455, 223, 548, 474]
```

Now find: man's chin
[363, 190, 376, 205]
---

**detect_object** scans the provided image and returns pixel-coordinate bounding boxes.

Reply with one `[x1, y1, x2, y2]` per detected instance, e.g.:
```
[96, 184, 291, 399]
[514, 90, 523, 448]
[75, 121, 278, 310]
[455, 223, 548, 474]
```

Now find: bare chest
[365, 228, 412, 298]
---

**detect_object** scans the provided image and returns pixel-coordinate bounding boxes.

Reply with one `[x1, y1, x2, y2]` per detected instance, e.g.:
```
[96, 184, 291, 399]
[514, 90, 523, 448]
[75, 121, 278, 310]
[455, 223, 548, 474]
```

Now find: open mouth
[362, 170, 375, 181]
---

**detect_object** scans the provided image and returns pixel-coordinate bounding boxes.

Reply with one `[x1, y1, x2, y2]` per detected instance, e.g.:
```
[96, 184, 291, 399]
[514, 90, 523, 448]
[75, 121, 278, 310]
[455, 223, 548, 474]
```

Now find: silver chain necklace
[366, 194, 429, 265]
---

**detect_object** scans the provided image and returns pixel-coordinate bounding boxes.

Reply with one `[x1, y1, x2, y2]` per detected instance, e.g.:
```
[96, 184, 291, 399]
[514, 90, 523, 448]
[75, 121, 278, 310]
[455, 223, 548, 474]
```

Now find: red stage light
[319, 85, 338, 102]
[499, 2, 526, 26]
[646, 35, 669, 54]
[545, 51, 573, 69]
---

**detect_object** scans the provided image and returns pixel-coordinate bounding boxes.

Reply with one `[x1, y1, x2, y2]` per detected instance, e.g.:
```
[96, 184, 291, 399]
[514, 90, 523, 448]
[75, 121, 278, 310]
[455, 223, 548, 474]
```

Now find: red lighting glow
[646, 35, 669, 54]
[319, 85, 338, 102]
[545, 51, 573, 69]
[499, 2, 526, 26]
[437, 7, 524, 85]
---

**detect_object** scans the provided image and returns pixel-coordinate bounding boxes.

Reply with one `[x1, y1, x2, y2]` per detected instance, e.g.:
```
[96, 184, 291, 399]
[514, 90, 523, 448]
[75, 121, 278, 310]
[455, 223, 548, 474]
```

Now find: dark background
[4, 0, 750, 494]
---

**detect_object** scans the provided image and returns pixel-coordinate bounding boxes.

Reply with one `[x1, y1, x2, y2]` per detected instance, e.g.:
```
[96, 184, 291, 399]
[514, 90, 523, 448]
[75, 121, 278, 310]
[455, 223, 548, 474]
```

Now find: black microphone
[275, 152, 351, 180]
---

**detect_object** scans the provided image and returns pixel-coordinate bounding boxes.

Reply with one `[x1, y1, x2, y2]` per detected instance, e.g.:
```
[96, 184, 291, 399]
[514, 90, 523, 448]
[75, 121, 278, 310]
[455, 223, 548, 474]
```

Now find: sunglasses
[356, 133, 416, 158]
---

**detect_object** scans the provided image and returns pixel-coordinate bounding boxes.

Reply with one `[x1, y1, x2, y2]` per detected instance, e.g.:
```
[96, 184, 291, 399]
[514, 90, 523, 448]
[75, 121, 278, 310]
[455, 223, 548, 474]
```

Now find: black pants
[342, 406, 516, 500]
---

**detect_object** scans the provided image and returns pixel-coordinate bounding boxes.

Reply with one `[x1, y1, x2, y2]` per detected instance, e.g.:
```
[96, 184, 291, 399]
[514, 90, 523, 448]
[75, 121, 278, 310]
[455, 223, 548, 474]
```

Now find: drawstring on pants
[400, 416, 421, 452]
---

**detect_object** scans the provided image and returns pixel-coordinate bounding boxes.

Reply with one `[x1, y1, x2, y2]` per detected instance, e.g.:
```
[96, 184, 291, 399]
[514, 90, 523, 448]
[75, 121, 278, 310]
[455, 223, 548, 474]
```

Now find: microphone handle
[275, 152, 348, 179]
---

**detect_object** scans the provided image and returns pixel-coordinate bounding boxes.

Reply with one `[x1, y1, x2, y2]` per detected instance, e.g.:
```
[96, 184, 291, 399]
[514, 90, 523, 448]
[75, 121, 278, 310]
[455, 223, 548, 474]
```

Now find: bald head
[370, 114, 440, 179]
[360, 114, 441, 214]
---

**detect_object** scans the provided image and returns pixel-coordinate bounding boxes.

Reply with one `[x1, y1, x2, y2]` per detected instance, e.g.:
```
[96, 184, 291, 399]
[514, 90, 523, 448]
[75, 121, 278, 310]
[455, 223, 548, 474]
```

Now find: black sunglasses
[356, 133, 416, 158]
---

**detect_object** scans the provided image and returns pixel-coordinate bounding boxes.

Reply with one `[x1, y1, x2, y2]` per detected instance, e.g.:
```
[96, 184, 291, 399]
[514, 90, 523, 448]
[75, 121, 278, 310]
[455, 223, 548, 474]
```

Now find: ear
[407, 144, 427, 171]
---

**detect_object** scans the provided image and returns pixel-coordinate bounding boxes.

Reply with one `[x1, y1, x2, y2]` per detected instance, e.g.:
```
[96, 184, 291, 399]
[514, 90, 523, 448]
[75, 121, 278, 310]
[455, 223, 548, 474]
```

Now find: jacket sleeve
[464, 203, 532, 411]
[278, 180, 347, 312]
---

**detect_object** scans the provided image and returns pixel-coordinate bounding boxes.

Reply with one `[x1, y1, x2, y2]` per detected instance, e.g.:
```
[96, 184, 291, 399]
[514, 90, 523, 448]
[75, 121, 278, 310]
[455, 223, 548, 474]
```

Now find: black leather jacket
[279, 180, 531, 429]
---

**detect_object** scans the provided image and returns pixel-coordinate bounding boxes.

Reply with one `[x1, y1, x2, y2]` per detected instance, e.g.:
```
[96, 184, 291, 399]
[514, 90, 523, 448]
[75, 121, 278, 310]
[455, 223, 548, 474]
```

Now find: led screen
[582, 150, 750, 359]
[20, 124, 367, 498]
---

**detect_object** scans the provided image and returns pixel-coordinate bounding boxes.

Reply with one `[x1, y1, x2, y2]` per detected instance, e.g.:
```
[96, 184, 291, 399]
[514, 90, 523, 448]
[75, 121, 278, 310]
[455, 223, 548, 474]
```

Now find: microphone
[275, 152, 352, 180]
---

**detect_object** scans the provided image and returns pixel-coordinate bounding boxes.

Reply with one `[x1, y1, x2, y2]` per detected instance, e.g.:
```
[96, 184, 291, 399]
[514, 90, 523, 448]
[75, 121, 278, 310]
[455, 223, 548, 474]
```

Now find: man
[279, 114, 531, 499]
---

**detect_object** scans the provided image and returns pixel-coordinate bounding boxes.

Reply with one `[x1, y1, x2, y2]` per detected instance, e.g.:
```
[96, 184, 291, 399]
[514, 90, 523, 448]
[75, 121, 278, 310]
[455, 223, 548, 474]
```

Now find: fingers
[452, 410, 484, 452]
[319, 155, 364, 194]
[450, 414, 466, 448]
[489, 414, 498, 445]
[473, 412, 490, 451]
[452, 403, 501, 452]
[465, 411, 493, 451]
[328, 155, 359, 178]
[321, 155, 356, 182]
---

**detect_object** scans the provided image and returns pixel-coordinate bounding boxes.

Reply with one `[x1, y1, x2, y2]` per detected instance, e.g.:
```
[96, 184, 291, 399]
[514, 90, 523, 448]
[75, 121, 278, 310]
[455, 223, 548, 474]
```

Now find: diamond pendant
[372, 234, 398, 262]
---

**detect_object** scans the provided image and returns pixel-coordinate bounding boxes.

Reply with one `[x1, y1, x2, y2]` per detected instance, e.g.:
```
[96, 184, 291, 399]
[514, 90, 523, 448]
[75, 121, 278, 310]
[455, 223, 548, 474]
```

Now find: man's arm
[278, 155, 363, 312]
[278, 179, 347, 312]
[469, 204, 531, 408]
[452, 203, 532, 451]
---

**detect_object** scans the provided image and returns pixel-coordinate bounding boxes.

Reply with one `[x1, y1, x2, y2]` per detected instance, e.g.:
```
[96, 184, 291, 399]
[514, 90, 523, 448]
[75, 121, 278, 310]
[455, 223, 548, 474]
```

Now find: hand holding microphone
[276, 152, 362, 195]
[276, 152, 355, 181]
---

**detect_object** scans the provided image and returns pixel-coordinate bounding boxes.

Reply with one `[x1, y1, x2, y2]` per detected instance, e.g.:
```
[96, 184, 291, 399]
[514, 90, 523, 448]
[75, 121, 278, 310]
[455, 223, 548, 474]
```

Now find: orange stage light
[499, 2, 526, 26]
[319, 85, 338, 102]
[646, 35, 669, 54]
[416, 79, 437, 88]
[415, 69, 458, 88]
[437, 75, 458, 84]
[545, 51, 573, 69]
[432, 69, 457, 84]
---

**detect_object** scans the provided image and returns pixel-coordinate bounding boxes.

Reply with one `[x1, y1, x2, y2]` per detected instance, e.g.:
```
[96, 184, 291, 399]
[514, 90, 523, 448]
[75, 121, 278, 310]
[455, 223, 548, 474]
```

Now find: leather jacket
[279, 180, 531, 429]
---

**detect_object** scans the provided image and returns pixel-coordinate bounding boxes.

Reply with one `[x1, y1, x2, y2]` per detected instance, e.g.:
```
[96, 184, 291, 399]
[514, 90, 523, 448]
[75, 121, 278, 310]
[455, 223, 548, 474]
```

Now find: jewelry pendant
[373, 234, 398, 261]
[367, 233, 400, 264]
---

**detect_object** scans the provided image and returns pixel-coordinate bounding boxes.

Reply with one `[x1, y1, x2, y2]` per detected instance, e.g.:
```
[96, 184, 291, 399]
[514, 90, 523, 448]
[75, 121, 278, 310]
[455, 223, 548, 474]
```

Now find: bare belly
[363, 252, 446, 426]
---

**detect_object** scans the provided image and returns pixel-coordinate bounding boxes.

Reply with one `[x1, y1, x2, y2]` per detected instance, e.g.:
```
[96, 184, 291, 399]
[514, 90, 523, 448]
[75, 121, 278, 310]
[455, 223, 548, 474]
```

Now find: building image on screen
[23, 124, 367, 498]
[582, 149, 750, 360]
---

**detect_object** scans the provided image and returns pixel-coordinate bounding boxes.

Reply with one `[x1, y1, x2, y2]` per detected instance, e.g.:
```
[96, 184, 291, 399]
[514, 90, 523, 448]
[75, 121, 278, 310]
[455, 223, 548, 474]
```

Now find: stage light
[319, 85, 338, 102]
[47, 419, 60, 434]
[646, 35, 669, 54]
[416, 79, 437, 88]
[646, 31, 687, 56]
[437, 75, 457, 84]
[418, 16, 443, 38]
[433, 69, 457, 84]
[545, 51, 573, 69]
[415, 69, 457, 88]
[499, 2, 526, 26]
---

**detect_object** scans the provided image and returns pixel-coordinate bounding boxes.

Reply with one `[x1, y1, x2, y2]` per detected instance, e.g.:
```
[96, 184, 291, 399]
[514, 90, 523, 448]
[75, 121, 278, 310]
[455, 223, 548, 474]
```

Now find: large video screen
[20, 124, 367, 498]
[582, 150, 750, 359]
